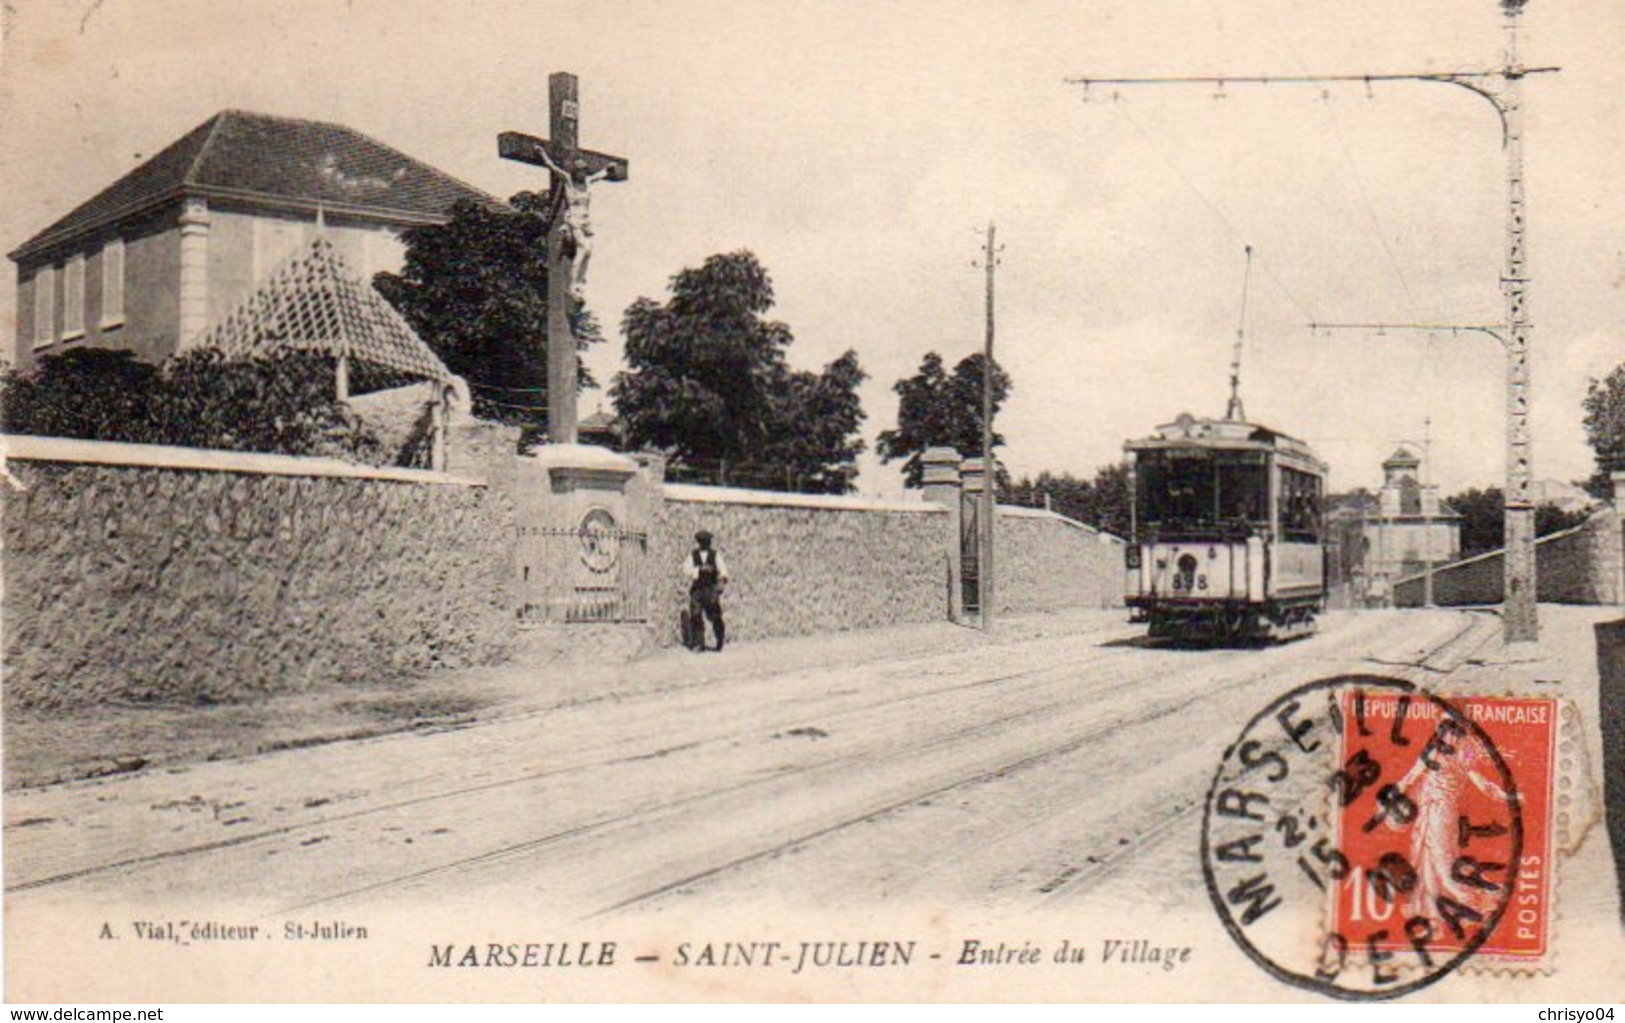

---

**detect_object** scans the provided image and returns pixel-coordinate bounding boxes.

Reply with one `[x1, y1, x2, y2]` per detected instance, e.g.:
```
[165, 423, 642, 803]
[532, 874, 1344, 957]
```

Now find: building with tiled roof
[1355, 444, 1462, 606]
[8, 110, 504, 368]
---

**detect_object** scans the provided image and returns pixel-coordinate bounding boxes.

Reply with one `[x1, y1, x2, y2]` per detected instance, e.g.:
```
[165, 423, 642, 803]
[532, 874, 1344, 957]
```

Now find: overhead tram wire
[465, 380, 550, 412]
[473, 397, 550, 413]
[1281, 34, 1439, 436]
[1107, 99, 1319, 327]
[1282, 37, 1426, 325]
[467, 381, 549, 395]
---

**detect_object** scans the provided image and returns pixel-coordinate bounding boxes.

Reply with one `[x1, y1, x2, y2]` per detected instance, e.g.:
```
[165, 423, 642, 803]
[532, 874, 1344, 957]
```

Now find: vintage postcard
[2, 0, 1622, 1005]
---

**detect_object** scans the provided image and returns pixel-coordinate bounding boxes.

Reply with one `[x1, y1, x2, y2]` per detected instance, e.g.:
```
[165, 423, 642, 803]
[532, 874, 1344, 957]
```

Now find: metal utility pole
[976, 222, 1002, 629]
[1498, 0, 1539, 641]
[1068, 0, 1555, 642]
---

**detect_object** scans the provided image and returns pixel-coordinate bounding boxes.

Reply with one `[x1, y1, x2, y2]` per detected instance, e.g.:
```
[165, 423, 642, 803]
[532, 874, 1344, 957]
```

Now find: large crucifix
[499, 72, 628, 445]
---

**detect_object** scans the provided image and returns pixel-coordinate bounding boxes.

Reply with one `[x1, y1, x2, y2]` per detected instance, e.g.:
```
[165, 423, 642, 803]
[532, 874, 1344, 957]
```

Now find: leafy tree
[1581, 363, 1625, 499]
[0, 349, 157, 440]
[374, 192, 604, 445]
[1444, 486, 1593, 558]
[1, 348, 383, 463]
[1002, 463, 1132, 537]
[876, 351, 1012, 487]
[611, 251, 866, 493]
[1446, 487, 1504, 558]
[756, 349, 868, 493]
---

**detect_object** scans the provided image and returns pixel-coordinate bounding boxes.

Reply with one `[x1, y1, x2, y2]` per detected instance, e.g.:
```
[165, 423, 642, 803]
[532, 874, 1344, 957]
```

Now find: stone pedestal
[516, 443, 644, 624]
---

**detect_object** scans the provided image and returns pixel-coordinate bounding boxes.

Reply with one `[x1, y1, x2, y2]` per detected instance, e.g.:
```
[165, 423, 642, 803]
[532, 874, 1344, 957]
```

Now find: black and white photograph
[1, 0, 1622, 1005]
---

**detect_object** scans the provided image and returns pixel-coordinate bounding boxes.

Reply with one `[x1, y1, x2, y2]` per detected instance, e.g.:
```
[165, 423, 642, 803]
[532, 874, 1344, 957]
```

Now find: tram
[1124, 412, 1328, 643]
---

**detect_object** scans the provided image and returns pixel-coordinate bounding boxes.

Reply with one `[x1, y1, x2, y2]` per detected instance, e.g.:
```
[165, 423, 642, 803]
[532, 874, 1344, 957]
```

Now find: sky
[1, 0, 1620, 497]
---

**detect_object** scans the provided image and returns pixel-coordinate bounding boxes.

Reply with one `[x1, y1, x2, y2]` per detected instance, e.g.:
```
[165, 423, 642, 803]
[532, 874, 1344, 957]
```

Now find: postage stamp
[1202, 675, 1537, 1000]
[1330, 693, 1557, 968]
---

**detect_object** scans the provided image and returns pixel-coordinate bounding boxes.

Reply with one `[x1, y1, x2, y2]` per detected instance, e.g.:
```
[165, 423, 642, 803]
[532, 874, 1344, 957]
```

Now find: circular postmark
[1201, 675, 1523, 1000]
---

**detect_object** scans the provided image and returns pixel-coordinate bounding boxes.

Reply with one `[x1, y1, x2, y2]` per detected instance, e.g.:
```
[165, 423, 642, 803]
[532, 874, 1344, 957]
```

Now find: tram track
[1028, 610, 1494, 906]
[7, 610, 1473, 917]
[308, 614, 1419, 916]
[6, 623, 1144, 896]
[273, 639, 1218, 915]
[594, 614, 1444, 916]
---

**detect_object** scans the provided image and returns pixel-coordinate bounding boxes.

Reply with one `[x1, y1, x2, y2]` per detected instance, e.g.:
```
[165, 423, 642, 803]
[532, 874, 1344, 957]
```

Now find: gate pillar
[960, 457, 987, 618]
[920, 447, 964, 621]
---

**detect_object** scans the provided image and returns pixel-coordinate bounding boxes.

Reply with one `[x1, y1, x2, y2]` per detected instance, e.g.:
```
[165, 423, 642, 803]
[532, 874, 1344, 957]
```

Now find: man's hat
[695, 530, 713, 543]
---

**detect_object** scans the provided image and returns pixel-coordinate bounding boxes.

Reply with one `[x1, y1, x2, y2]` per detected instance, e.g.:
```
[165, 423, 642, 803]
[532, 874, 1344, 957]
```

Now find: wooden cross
[498, 72, 628, 445]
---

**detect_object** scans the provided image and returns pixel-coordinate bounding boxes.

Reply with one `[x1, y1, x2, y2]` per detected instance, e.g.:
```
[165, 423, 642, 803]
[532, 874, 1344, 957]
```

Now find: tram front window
[1138, 451, 1269, 537]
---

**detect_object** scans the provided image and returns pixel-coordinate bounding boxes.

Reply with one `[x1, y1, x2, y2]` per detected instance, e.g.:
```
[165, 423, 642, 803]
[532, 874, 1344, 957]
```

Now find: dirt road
[5, 608, 1508, 919]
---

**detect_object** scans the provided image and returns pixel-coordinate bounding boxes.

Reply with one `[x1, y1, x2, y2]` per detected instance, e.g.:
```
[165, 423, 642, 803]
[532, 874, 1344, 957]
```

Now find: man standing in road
[685, 530, 729, 652]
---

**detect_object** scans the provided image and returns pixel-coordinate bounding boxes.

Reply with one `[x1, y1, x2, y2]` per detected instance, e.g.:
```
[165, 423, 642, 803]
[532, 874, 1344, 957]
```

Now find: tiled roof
[10, 110, 504, 261]
[191, 235, 451, 386]
[1383, 446, 1421, 466]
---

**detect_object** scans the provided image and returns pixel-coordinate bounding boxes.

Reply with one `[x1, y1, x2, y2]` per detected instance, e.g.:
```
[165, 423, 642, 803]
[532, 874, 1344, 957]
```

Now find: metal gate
[519, 522, 650, 625]
[960, 498, 981, 615]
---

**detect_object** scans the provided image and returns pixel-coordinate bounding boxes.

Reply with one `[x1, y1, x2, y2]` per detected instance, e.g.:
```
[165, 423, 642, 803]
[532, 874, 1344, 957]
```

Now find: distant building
[8, 110, 503, 369]
[1358, 446, 1462, 604]
[1528, 478, 1600, 516]
[578, 409, 625, 450]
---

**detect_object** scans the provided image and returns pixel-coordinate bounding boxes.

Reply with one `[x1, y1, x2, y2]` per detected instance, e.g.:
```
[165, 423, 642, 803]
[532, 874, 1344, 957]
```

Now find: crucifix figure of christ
[535, 146, 614, 299]
[499, 71, 628, 444]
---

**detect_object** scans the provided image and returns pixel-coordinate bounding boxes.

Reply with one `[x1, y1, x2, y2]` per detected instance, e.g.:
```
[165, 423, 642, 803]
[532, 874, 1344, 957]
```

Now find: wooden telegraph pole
[1068, 0, 1555, 642]
[499, 73, 629, 445]
[976, 223, 1002, 629]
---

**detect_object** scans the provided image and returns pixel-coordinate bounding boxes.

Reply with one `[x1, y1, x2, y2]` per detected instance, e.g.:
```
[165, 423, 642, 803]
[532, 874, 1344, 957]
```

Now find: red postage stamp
[1330, 693, 1557, 965]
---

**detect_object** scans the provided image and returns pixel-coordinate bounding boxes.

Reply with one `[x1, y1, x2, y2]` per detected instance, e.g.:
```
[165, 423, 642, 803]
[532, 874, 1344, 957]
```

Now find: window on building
[32, 266, 55, 349]
[1398, 476, 1422, 516]
[63, 254, 86, 338]
[101, 238, 125, 327]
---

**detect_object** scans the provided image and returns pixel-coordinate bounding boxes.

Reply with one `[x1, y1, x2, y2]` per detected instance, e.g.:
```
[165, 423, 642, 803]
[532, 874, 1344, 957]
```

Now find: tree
[374, 192, 605, 445]
[1447, 487, 1504, 558]
[611, 251, 867, 493]
[0, 348, 384, 463]
[875, 351, 1012, 488]
[1581, 363, 1625, 499]
[1001, 462, 1132, 537]
[1444, 486, 1593, 558]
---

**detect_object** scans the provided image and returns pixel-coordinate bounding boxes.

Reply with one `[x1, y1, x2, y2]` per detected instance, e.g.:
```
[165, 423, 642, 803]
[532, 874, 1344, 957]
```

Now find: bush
[0, 349, 158, 441]
[1, 348, 385, 464]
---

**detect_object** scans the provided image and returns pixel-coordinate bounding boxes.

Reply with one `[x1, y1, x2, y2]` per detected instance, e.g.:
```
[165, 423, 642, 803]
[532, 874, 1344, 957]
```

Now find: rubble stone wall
[995, 507, 1126, 614]
[1393, 506, 1622, 607]
[2, 436, 515, 711]
[646, 487, 1128, 646]
[649, 485, 950, 645]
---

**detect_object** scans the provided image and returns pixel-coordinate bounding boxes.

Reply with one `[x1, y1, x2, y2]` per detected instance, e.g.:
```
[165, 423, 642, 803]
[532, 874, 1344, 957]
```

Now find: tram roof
[1124, 413, 1328, 473]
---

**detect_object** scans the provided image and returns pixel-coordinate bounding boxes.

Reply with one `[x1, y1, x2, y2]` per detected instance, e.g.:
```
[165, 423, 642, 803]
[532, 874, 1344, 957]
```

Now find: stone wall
[2, 435, 516, 711]
[995, 506, 1126, 614]
[650, 485, 950, 645]
[1393, 505, 1622, 607]
[646, 486, 1128, 647]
